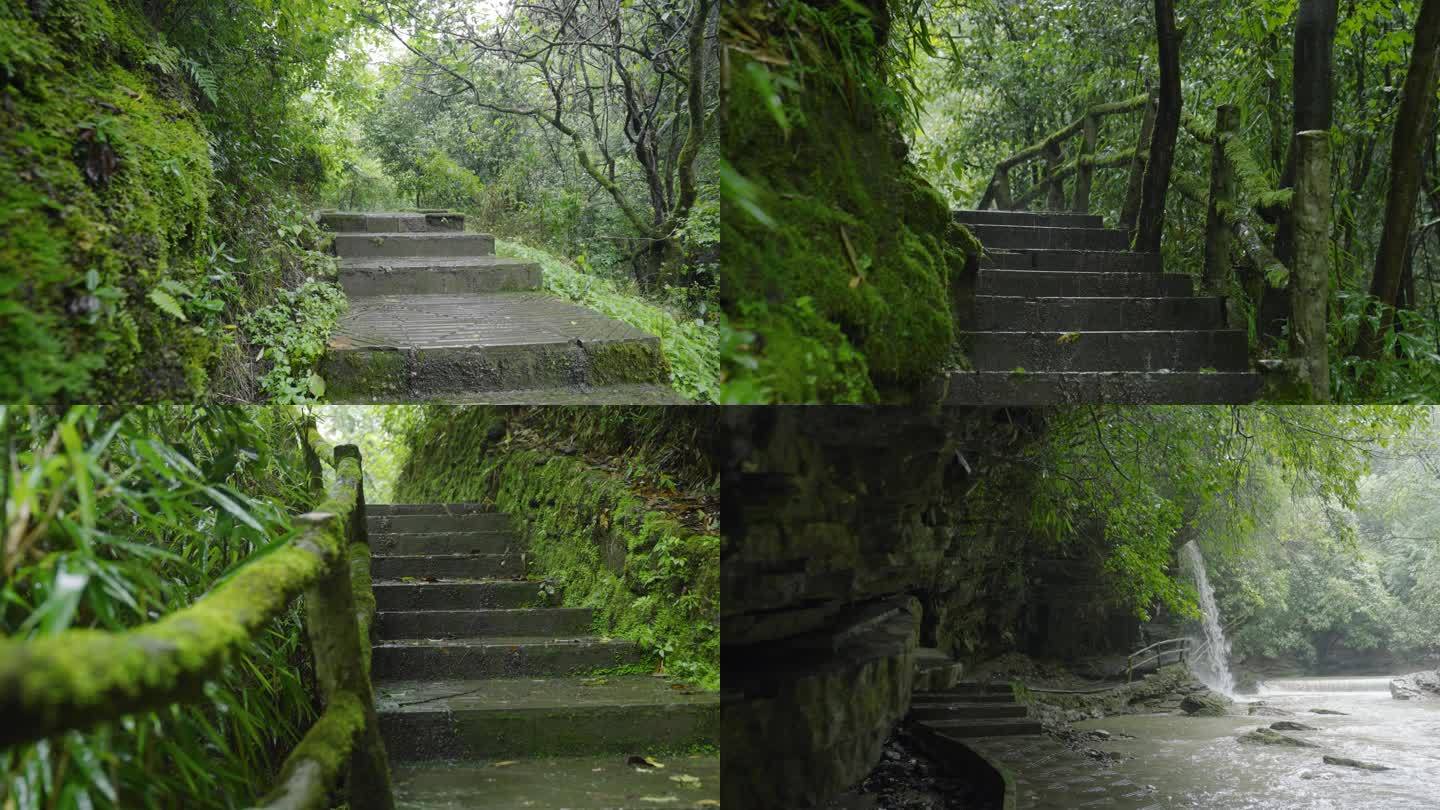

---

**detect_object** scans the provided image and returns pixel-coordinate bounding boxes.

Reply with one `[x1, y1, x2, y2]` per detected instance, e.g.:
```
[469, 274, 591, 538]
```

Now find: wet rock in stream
[1269, 721, 1317, 731]
[1180, 690, 1231, 716]
[1238, 727, 1320, 748]
[1322, 755, 1395, 772]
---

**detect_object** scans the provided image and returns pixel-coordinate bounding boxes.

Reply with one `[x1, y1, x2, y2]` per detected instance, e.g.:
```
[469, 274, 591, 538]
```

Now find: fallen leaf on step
[422, 576, 439, 583]
[695, 802, 720, 807]
[670, 774, 702, 789]
[628, 755, 665, 770]
[492, 761, 518, 767]
[638, 798, 678, 804]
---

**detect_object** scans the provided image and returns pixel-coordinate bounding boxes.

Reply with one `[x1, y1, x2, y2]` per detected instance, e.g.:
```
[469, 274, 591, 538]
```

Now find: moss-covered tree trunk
[1354, 0, 1440, 361]
[1134, 0, 1180, 253]
[1291, 131, 1331, 402]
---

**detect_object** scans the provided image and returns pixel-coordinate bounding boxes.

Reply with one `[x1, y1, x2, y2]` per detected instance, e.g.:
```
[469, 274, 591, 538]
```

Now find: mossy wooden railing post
[1043, 142, 1066, 210]
[1290, 129, 1331, 402]
[1120, 90, 1157, 236]
[1072, 113, 1098, 213]
[1203, 104, 1239, 301]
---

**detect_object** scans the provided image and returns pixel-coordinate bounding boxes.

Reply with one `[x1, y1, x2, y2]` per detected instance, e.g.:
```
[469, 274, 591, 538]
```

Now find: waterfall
[1180, 541, 1235, 695]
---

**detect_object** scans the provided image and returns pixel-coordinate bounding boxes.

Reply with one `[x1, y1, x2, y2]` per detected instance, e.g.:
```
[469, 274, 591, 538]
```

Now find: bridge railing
[0, 427, 394, 810]
[977, 92, 1301, 325]
[1126, 637, 1192, 682]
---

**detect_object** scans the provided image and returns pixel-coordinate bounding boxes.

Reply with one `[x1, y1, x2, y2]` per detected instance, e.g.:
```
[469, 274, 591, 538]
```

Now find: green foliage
[722, 0, 980, 403]
[994, 406, 1426, 619]
[498, 239, 719, 403]
[242, 279, 348, 404]
[0, 405, 319, 808]
[394, 406, 719, 691]
[1, 0, 370, 402]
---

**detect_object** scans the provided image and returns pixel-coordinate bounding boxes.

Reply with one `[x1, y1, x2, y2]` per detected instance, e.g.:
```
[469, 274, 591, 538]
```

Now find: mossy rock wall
[395, 406, 719, 690]
[721, 0, 980, 403]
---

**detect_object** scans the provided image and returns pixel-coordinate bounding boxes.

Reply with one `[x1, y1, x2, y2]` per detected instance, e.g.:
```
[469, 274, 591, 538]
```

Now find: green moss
[256, 689, 365, 808]
[321, 350, 408, 400]
[395, 407, 719, 691]
[0, 458, 362, 744]
[586, 338, 670, 386]
[721, 2, 978, 403]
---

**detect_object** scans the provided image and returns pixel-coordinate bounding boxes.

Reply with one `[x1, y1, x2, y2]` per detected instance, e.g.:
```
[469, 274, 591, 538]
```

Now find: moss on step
[395, 407, 719, 691]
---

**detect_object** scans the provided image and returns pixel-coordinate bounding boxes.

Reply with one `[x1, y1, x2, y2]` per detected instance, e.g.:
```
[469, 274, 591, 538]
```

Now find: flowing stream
[1074, 677, 1440, 808]
[1180, 541, 1235, 696]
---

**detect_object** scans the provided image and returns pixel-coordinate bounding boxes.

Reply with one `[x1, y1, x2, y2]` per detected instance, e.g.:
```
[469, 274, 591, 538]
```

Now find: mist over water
[1181, 541, 1235, 696]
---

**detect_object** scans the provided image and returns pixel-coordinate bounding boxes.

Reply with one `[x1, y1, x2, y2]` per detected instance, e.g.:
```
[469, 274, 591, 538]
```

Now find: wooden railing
[1126, 637, 1191, 682]
[0, 429, 394, 810]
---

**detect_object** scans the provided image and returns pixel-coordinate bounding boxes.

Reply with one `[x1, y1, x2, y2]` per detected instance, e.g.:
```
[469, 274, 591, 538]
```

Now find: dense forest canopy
[982, 405, 1439, 666]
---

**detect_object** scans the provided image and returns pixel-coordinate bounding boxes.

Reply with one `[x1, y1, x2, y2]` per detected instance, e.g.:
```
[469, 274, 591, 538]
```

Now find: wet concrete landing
[376, 676, 717, 714]
[331, 293, 657, 350]
[963, 734, 1159, 809]
[392, 754, 721, 809]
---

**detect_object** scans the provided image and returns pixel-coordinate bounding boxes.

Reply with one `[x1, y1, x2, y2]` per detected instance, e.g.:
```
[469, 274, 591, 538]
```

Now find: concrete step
[967, 330, 1250, 372]
[909, 702, 1030, 721]
[920, 717, 1044, 738]
[973, 296, 1225, 331]
[981, 249, 1161, 273]
[373, 580, 552, 611]
[391, 754, 721, 808]
[371, 636, 645, 679]
[369, 503, 492, 517]
[369, 513, 511, 533]
[946, 370, 1262, 404]
[913, 692, 1018, 705]
[954, 209, 1103, 229]
[332, 232, 495, 260]
[968, 223, 1130, 251]
[372, 531, 522, 557]
[913, 647, 963, 693]
[376, 676, 718, 759]
[322, 293, 667, 401]
[377, 608, 593, 639]
[340, 256, 541, 297]
[977, 269, 1192, 297]
[917, 684, 1016, 699]
[319, 211, 465, 233]
[417, 383, 688, 405]
[372, 553, 526, 580]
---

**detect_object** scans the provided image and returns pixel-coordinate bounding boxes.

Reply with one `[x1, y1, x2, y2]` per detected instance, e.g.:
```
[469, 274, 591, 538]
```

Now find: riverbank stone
[1239, 727, 1319, 748]
[1269, 721, 1317, 731]
[1388, 670, 1440, 701]
[1322, 755, 1394, 772]
[1180, 690, 1231, 716]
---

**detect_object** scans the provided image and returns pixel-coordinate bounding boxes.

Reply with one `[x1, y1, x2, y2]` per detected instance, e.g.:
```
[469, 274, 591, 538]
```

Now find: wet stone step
[372, 531, 522, 556]
[981, 249, 1161, 273]
[909, 702, 1029, 720]
[968, 223, 1130, 251]
[946, 370, 1262, 405]
[340, 256, 542, 297]
[376, 676, 719, 760]
[922, 717, 1045, 738]
[369, 513, 511, 533]
[320, 211, 464, 233]
[371, 553, 525, 580]
[954, 209, 1104, 229]
[917, 685, 1016, 699]
[977, 269, 1193, 297]
[322, 293, 668, 401]
[373, 580, 552, 611]
[369, 503, 493, 517]
[391, 754, 721, 810]
[912, 692, 1018, 704]
[967, 330, 1251, 373]
[332, 231, 496, 260]
[973, 296, 1225, 331]
[377, 608, 593, 639]
[371, 636, 645, 679]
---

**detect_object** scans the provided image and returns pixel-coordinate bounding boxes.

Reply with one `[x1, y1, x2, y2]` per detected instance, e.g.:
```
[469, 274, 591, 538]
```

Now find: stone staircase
[910, 682, 1042, 741]
[947, 209, 1261, 404]
[317, 211, 679, 404]
[365, 502, 720, 809]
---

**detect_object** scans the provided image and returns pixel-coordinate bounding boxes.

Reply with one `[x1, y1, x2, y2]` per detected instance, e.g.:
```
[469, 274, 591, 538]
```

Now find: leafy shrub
[242, 279, 347, 403]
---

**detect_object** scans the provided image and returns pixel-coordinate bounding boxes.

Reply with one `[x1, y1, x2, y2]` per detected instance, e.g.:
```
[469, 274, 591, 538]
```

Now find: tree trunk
[1203, 105, 1239, 298]
[1134, 0, 1181, 253]
[1355, 0, 1440, 360]
[1121, 90, 1156, 238]
[1291, 131, 1331, 402]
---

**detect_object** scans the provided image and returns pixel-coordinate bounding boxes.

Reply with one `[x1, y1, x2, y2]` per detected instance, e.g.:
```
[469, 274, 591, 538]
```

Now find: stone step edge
[372, 636, 628, 649]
